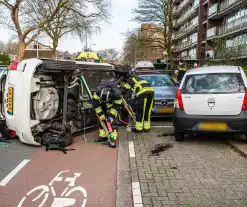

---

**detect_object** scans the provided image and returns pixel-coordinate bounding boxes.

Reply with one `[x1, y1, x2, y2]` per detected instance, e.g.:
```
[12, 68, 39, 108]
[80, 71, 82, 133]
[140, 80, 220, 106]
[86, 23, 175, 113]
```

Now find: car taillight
[175, 89, 184, 110]
[8, 130, 16, 137]
[242, 89, 247, 111]
[9, 61, 20, 70]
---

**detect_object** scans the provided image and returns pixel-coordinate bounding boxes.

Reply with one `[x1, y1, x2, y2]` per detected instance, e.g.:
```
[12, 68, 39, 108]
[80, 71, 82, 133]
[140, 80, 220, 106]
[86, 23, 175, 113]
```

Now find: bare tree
[5, 42, 19, 55]
[39, 0, 110, 58]
[121, 29, 150, 65]
[0, 0, 70, 60]
[133, 0, 174, 64]
[0, 41, 5, 53]
[99, 48, 120, 63]
[121, 31, 137, 65]
[209, 38, 244, 66]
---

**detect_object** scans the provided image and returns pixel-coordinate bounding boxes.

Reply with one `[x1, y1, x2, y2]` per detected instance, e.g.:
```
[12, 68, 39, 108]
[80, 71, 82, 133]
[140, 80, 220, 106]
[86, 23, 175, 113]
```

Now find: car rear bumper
[173, 109, 247, 134]
[152, 110, 173, 117]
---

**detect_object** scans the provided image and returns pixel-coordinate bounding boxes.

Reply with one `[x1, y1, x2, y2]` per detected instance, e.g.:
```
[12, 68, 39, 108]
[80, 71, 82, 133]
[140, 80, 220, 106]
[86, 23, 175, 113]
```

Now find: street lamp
[90, 44, 95, 52]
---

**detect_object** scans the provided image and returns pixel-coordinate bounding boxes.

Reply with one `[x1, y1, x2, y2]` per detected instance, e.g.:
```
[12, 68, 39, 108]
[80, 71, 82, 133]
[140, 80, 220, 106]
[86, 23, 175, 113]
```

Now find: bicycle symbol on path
[17, 170, 87, 207]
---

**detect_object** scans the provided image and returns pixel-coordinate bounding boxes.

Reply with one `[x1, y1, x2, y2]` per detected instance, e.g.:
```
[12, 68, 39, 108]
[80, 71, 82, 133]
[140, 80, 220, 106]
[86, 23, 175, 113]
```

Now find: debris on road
[150, 142, 174, 156]
[158, 131, 174, 137]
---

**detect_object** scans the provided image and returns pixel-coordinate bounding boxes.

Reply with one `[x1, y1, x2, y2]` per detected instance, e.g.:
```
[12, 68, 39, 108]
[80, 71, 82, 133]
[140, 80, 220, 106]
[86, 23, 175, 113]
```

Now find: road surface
[0, 131, 117, 207]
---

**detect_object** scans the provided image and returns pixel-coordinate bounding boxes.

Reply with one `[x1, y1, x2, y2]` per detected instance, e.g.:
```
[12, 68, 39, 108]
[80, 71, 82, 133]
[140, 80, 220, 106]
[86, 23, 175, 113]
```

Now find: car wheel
[174, 130, 184, 142]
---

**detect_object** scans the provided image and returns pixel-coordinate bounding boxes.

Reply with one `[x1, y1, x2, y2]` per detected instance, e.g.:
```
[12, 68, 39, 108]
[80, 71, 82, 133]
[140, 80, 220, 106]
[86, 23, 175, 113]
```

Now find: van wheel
[174, 130, 184, 142]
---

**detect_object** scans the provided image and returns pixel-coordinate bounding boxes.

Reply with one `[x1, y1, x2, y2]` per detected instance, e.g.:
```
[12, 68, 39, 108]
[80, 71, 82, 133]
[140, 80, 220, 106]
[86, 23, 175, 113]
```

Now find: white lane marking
[17, 170, 88, 207]
[151, 125, 173, 128]
[126, 125, 173, 129]
[132, 182, 143, 206]
[129, 141, 135, 158]
[0, 159, 30, 186]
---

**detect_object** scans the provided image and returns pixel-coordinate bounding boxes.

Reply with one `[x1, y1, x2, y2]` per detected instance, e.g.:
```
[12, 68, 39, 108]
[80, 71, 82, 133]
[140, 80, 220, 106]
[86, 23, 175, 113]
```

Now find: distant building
[137, 24, 164, 62]
[24, 43, 53, 59]
[172, 0, 247, 61]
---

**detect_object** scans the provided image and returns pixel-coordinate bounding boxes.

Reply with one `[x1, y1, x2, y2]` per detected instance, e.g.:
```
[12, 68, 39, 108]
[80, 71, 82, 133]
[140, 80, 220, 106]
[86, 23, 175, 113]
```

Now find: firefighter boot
[95, 129, 108, 142]
[144, 121, 151, 132]
[108, 130, 118, 148]
[135, 122, 143, 133]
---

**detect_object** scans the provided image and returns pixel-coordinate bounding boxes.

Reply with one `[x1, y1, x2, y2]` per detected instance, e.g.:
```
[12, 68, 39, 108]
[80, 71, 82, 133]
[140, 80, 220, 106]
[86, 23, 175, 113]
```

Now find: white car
[2, 59, 114, 146]
[173, 66, 247, 141]
[135, 61, 154, 69]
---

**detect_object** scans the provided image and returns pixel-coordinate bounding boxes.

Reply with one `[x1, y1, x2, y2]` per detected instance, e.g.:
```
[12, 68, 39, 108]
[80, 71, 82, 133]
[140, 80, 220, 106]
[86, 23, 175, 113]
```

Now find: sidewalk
[117, 128, 247, 207]
[227, 135, 247, 157]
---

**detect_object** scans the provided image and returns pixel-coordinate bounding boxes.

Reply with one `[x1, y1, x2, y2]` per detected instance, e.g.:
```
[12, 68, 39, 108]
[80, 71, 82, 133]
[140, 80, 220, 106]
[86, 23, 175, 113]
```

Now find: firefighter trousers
[98, 117, 118, 142]
[135, 92, 154, 131]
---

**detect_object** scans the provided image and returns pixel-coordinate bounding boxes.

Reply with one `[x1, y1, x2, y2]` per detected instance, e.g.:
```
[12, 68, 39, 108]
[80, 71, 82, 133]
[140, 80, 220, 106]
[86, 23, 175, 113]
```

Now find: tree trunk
[18, 41, 26, 61]
[52, 40, 58, 59]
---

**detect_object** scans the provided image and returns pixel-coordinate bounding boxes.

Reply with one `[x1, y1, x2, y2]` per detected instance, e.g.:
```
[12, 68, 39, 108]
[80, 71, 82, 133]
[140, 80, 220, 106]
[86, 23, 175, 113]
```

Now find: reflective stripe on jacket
[122, 75, 154, 97]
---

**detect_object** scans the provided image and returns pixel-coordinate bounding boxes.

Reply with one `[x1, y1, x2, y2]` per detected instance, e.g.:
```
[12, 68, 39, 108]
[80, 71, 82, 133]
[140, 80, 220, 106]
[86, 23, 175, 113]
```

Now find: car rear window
[140, 75, 176, 87]
[182, 73, 245, 94]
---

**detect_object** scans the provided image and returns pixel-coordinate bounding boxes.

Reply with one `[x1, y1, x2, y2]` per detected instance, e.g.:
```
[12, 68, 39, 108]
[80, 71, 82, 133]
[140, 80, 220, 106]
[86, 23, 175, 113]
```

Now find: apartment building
[172, 0, 247, 61]
[137, 24, 165, 62]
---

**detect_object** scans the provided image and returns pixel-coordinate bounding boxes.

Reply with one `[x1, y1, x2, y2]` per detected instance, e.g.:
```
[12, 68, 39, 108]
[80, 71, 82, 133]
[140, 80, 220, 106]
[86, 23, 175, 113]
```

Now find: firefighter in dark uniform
[120, 70, 155, 132]
[92, 81, 122, 144]
[176, 62, 187, 83]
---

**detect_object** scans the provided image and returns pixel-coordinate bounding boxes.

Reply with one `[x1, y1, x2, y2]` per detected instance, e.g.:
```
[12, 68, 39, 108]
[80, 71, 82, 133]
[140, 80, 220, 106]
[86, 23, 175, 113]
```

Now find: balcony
[218, 16, 247, 36]
[173, 24, 197, 40]
[208, 3, 218, 17]
[208, 0, 246, 19]
[194, 0, 199, 8]
[178, 0, 192, 11]
[215, 46, 247, 59]
[191, 35, 197, 44]
[183, 55, 197, 60]
[173, 40, 196, 51]
[219, 0, 246, 13]
[177, 7, 197, 25]
[207, 27, 217, 39]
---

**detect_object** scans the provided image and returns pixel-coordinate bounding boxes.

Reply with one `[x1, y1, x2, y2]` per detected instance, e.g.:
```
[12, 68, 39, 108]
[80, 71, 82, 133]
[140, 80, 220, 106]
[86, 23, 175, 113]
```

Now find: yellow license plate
[7, 87, 13, 115]
[199, 123, 227, 130]
[159, 107, 174, 113]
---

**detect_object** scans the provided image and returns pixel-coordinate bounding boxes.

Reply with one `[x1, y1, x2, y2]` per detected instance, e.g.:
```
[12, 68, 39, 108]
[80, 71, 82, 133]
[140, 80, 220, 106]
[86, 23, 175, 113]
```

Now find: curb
[116, 128, 132, 207]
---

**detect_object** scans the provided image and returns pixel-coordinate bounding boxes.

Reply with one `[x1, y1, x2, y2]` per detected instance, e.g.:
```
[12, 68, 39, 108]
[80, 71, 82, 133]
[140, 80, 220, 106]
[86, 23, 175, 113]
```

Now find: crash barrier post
[78, 76, 115, 147]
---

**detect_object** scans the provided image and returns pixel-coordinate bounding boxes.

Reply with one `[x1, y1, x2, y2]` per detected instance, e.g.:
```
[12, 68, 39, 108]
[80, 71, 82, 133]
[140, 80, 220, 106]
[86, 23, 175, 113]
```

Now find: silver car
[139, 74, 179, 117]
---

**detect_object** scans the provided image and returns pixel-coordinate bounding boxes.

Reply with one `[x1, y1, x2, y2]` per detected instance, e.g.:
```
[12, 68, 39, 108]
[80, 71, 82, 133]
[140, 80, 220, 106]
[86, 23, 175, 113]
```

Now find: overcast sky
[0, 0, 138, 53]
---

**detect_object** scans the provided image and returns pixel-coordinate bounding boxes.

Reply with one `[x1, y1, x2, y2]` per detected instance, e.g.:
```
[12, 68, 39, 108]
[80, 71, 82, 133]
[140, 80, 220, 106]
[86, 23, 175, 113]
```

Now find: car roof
[139, 73, 169, 76]
[186, 65, 241, 75]
[135, 61, 154, 68]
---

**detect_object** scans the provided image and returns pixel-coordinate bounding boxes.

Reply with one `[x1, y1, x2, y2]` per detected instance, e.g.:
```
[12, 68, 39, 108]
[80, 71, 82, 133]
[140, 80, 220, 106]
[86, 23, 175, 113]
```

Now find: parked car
[139, 74, 179, 117]
[0, 65, 8, 70]
[173, 66, 247, 141]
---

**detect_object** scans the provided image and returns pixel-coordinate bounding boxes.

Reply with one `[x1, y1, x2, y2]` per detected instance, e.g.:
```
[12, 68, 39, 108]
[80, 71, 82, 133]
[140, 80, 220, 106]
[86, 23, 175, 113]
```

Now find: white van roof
[135, 61, 154, 68]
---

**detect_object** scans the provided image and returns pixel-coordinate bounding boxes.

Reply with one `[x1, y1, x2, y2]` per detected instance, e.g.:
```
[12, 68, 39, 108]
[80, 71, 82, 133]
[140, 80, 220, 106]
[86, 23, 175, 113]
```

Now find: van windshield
[183, 73, 245, 94]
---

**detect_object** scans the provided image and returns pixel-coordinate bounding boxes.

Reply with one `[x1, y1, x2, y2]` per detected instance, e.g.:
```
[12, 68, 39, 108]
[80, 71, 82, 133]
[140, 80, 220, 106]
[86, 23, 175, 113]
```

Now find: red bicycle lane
[0, 131, 117, 207]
